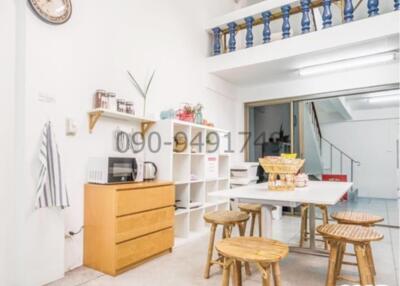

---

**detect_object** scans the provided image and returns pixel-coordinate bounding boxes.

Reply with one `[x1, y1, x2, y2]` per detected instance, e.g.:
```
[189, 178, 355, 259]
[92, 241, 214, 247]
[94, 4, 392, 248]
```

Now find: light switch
[66, 118, 77, 136]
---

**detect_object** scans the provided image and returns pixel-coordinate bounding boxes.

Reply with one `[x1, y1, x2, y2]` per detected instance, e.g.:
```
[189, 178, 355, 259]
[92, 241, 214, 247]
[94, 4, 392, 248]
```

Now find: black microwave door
[108, 157, 135, 183]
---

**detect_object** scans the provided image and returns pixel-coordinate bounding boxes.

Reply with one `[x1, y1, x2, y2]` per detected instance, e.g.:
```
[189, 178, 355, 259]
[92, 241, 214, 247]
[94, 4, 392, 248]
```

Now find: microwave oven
[87, 157, 144, 184]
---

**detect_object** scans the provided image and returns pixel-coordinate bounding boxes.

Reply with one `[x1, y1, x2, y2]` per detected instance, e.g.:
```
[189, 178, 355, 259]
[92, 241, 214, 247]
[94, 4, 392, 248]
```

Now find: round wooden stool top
[331, 211, 384, 226]
[238, 203, 261, 213]
[216, 237, 289, 263]
[204, 210, 249, 225]
[317, 224, 383, 243]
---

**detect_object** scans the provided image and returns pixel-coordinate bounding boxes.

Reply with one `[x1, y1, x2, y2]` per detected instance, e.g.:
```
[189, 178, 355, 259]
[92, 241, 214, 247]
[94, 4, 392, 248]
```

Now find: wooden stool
[299, 204, 329, 249]
[239, 204, 277, 237]
[238, 204, 262, 237]
[331, 211, 384, 276]
[317, 224, 383, 286]
[331, 211, 384, 227]
[216, 237, 289, 286]
[203, 210, 250, 279]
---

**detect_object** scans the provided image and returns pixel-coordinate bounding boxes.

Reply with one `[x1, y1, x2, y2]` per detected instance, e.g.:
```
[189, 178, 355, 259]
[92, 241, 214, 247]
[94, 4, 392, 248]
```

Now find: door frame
[243, 83, 399, 161]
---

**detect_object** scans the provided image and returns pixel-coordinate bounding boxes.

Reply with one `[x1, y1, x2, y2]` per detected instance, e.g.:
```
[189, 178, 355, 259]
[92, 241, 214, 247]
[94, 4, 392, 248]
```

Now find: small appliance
[87, 157, 143, 184]
[144, 161, 158, 180]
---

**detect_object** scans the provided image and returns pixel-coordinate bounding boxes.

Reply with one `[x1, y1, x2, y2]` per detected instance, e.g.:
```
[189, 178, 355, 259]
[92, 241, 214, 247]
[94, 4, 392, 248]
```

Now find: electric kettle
[144, 161, 158, 180]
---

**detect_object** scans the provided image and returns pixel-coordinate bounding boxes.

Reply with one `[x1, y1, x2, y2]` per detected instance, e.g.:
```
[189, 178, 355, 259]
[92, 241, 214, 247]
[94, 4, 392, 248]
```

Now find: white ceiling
[213, 34, 399, 85]
[314, 90, 400, 123]
[344, 91, 400, 110]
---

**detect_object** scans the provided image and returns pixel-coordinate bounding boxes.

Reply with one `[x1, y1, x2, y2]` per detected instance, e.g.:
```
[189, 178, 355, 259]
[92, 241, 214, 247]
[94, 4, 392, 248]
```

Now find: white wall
[14, 1, 240, 285]
[321, 108, 399, 199]
[0, 0, 16, 285]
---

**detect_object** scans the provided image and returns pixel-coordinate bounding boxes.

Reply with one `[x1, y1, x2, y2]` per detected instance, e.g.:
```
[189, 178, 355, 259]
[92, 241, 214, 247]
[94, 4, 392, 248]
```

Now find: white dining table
[209, 181, 353, 254]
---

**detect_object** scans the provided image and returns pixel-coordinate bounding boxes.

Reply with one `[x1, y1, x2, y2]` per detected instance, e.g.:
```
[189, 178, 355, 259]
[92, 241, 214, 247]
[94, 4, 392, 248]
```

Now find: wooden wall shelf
[88, 108, 155, 134]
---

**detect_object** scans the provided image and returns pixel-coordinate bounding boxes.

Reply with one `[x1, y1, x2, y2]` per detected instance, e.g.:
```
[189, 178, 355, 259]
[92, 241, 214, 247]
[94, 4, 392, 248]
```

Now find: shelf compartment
[190, 182, 205, 207]
[218, 155, 229, 178]
[175, 213, 189, 238]
[205, 155, 219, 180]
[190, 126, 206, 154]
[88, 108, 155, 134]
[173, 154, 190, 182]
[206, 180, 219, 203]
[175, 184, 190, 210]
[218, 179, 230, 191]
[173, 123, 191, 154]
[205, 130, 220, 154]
[191, 155, 205, 181]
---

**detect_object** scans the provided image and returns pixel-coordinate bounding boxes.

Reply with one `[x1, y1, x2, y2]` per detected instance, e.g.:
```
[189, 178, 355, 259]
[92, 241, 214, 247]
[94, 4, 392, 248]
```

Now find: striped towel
[35, 121, 70, 209]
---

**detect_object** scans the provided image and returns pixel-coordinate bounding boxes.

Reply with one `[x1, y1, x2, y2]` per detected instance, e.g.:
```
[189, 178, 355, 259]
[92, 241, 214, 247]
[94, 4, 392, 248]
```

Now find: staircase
[304, 102, 360, 197]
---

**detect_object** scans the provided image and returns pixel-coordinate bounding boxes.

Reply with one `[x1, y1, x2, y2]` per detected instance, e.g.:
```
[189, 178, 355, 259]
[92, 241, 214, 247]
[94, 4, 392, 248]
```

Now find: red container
[177, 111, 194, 122]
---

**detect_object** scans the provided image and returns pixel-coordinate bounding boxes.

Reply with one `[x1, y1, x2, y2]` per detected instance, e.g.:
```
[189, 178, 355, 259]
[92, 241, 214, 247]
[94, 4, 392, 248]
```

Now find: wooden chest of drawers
[84, 181, 175, 276]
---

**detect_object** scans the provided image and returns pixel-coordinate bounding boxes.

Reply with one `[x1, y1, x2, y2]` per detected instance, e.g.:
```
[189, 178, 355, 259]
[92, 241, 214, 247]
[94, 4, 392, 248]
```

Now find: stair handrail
[307, 101, 360, 182]
[321, 137, 361, 166]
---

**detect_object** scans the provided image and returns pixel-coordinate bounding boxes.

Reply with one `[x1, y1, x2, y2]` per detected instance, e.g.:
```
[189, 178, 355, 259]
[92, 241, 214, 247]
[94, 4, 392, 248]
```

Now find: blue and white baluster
[281, 5, 291, 39]
[245, 16, 254, 48]
[261, 11, 272, 44]
[344, 0, 354, 22]
[301, 0, 311, 33]
[227, 22, 237, 52]
[212, 27, 221, 55]
[322, 0, 332, 28]
[395, 0, 399, 10]
[368, 0, 379, 15]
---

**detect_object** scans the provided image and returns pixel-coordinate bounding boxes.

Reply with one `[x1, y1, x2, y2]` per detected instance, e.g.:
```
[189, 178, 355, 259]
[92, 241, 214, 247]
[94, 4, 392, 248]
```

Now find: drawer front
[116, 185, 174, 216]
[116, 227, 174, 270]
[116, 207, 174, 243]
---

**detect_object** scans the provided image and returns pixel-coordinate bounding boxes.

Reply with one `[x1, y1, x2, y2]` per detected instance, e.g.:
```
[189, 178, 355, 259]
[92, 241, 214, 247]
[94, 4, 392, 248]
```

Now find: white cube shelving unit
[145, 119, 231, 246]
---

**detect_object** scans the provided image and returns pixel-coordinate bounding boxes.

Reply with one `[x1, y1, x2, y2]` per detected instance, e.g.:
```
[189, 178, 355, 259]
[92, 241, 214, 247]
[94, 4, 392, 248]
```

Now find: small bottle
[94, 90, 106, 109]
[107, 92, 117, 111]
[125, 101, 134, 115]
[117, 99, 126, 113]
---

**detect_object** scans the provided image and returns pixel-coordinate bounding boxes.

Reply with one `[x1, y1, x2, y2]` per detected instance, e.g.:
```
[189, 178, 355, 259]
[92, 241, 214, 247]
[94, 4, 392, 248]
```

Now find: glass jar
[117, 99, 126, 113]
[107, 92, 117, 111]
[125, 101, 134, 115]
[94, 90, 106, 109]
[101, 92, 109, 109]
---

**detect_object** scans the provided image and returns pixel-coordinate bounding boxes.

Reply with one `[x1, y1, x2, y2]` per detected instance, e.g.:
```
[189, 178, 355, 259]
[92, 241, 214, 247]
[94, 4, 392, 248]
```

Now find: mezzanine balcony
[206, 0, 399, 84]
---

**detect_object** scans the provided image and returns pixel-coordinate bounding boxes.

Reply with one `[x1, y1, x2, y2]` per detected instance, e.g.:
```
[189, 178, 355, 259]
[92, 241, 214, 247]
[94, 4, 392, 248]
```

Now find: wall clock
[29, 0, 72, 25]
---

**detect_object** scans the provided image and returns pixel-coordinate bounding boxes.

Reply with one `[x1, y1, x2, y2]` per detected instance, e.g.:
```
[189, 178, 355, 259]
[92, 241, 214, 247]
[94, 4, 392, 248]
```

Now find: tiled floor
[47, 212, 399, 286]
[326, 198, 399, 227]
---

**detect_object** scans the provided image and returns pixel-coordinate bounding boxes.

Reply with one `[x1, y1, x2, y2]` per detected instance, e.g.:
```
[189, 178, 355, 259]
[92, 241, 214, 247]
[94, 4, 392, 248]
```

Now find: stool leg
[237, 223, 251, 276]
[204, 223, 217, 279]
[233, 260, 242, 286]
[222, 258, 232, 286]
[326, 240, 339, 286]
[250, 213, 256, 237]
[261, 264, 271, 286]
[272, 262, 282, 286]
[322, 207, 329, 250]
[366, 243, 376, 276]
[355, 244, 374, 286]
[226, 225, 233, 238]
[335, 242, 346, 278]
[258, 211, 262, 237]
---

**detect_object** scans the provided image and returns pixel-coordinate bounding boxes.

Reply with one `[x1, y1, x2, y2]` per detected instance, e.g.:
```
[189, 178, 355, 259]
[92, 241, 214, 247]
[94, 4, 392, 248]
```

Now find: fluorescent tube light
[298, 52, 397, 76]
[368, 94, 400, 103]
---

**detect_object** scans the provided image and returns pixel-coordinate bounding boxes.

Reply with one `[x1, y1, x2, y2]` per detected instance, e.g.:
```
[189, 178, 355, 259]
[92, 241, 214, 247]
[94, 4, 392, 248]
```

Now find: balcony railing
[210, 0, 399, 56]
